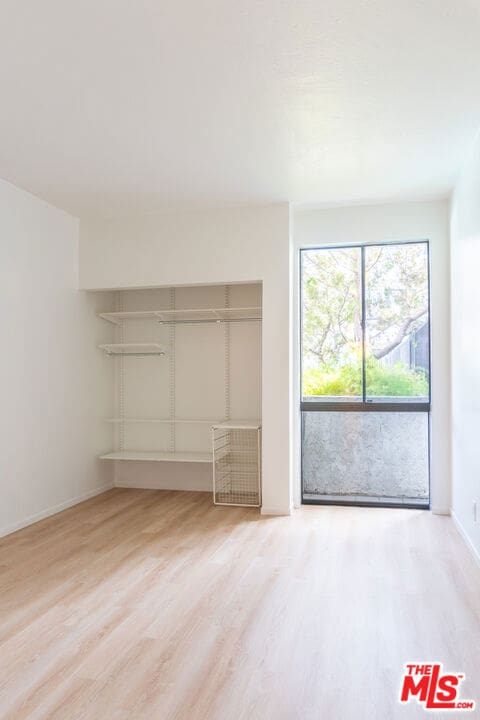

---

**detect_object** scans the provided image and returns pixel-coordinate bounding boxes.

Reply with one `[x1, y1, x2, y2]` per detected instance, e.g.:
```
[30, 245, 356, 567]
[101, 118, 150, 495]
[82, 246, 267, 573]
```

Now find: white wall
[79, 204, 292, 515]
[0, 179, 114, 537]
[450, 132, 480, 560]
[294, 200, 451, 513]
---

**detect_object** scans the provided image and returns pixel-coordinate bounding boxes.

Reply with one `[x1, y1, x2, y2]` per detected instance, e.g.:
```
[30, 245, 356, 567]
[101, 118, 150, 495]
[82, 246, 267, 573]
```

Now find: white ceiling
[1, 0, 480, 217]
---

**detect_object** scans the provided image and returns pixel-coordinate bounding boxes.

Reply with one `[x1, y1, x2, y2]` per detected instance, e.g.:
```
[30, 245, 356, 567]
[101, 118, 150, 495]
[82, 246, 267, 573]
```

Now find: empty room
[1, 1, 479, 718]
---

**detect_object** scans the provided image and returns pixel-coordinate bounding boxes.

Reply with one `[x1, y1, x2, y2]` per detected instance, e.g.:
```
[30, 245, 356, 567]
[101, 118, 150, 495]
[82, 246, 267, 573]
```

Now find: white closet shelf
[104, 418, 261, 427]
[105, 418, 225, 424]
[212, 420, 262, 429]
[98, 306, 262, 325]
[99, 343, 167, 356]
[100, 451, 212, 463]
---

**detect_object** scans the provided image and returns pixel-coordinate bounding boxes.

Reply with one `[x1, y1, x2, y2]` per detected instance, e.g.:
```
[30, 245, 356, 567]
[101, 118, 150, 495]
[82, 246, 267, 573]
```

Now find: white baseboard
[115, 480, 210, 492]
[451, 510, 480, 569]
[0, 483, 114, 539]
[431, 507, 451, 516]
[261, 505, 293, 516]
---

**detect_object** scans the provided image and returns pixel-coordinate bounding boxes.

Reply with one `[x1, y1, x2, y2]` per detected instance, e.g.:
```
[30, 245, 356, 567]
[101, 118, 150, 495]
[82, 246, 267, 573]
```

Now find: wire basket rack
[212, 423, 261, 507]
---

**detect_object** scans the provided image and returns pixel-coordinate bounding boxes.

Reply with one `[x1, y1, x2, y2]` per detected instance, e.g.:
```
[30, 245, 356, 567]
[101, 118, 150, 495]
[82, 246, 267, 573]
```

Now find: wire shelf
[99, 343, 167, 356]
[98, 306, 262, 325]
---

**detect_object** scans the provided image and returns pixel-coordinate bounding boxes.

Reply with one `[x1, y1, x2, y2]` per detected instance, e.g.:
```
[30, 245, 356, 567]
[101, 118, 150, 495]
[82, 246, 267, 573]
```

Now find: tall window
[301, 242, 430, 408]
[300, 241, 430, 509]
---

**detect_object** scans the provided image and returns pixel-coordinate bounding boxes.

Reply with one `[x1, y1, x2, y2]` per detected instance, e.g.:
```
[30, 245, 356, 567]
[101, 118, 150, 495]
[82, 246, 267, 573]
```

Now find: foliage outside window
[301, 243, 429, 402]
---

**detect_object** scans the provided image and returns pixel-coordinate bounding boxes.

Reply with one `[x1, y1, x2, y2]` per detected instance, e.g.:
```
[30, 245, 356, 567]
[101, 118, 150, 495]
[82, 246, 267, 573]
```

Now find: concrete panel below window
[302, 411, 429, 504]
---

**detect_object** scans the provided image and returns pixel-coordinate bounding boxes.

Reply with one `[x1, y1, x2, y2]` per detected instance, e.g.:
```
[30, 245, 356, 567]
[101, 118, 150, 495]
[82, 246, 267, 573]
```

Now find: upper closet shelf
[98, 306, 262, 325]
[99, 343, 167, 356]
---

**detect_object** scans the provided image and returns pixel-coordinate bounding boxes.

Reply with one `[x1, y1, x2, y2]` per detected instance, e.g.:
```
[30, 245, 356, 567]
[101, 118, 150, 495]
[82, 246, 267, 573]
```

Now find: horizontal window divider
[300, 401, 430, 412]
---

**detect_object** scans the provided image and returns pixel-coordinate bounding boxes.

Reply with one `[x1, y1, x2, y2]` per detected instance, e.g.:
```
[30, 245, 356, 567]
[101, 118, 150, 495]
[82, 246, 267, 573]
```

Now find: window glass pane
[302, 411, 429, 505]
[302, 248, 362, 401]
[364, 243, 429, 403]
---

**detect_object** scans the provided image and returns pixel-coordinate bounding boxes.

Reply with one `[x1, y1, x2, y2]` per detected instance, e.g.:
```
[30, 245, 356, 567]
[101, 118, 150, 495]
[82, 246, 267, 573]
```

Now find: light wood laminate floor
[0, 489, 479, 719]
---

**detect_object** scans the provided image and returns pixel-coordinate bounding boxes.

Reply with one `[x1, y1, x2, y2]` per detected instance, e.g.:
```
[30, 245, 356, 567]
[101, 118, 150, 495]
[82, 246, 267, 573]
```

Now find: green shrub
[303, 358, 428, 397]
